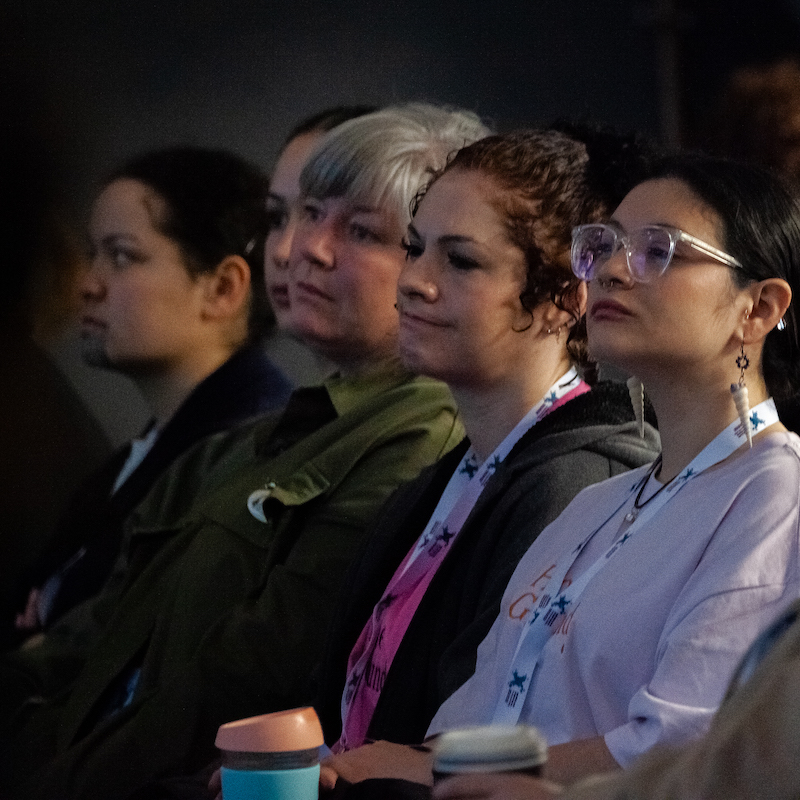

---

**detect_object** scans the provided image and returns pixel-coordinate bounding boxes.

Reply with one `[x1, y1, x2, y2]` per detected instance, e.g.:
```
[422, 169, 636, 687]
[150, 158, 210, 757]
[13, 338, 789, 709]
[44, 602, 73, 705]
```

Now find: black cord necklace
[624, 455, 672, 523]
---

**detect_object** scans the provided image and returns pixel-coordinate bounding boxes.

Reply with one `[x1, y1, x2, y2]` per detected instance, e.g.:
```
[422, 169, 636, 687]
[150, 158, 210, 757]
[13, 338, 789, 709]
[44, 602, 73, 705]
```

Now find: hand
[14, 588, 41, 631]
[432, 773, 564, 800]
[208, 765, 221, 800]
[320, 741, 435, 789]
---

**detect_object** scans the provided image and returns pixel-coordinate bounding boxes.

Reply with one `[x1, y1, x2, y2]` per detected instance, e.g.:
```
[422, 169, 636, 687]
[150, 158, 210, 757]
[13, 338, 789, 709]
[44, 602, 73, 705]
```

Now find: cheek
[348, 260, 403, 317]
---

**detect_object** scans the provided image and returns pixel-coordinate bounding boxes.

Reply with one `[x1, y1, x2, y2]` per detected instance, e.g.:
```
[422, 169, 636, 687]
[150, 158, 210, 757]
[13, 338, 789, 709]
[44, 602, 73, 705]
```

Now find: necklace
[624, 456, 671, 523]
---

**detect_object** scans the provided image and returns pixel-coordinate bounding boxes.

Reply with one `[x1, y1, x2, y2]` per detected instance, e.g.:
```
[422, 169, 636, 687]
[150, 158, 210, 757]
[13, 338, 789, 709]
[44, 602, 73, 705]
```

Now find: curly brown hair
[412, 128, 658, 378]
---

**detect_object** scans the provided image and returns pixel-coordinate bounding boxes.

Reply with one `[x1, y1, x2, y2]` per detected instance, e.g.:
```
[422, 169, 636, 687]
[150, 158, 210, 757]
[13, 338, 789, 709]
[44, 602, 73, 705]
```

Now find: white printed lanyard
[492, 397, 781, 725]
[340, 368, 586, 731]
[399, 366, 584, 579]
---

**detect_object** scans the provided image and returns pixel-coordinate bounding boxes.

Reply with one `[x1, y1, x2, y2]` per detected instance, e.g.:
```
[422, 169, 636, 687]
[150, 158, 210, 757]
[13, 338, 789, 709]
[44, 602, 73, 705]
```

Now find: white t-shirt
[428, 432, 800, 767]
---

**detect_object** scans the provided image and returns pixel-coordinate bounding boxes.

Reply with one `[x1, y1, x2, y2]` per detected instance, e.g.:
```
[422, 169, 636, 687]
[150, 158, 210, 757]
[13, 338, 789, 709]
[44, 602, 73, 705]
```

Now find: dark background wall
[4, 0, 800, 441]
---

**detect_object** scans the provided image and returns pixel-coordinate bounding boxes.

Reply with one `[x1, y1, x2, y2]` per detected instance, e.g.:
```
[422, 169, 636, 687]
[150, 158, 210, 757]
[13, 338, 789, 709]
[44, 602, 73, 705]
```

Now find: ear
[199, 255, 251, 322]
[538, 282, 587, 334]
[742, 278, 792, 344]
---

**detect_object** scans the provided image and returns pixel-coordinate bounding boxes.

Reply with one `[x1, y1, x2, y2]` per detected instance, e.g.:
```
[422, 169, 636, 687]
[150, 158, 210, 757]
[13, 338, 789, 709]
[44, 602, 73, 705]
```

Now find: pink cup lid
[215, 707, 324, 753]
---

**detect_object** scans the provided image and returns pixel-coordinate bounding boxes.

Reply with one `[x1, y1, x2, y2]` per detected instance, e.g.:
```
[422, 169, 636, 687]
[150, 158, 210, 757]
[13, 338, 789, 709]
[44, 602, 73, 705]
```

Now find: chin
[399, 344, 435, 377]
[80, 336, 112, 369]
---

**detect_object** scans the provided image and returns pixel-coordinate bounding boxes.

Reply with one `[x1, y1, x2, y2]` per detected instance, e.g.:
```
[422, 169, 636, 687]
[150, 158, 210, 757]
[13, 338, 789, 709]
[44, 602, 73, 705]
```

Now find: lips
[590, 299, 633, 321]
[398, 307, 449, 328]
[268, 283, 290, 310]
[293, 280, 334, 303]
[80, 315, 107, 333]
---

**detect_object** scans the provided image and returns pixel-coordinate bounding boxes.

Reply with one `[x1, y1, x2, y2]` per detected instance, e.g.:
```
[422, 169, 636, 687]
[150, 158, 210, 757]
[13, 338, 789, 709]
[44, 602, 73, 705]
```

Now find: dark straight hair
[109, 147, 271, 340]
[652, 153, 800, 400]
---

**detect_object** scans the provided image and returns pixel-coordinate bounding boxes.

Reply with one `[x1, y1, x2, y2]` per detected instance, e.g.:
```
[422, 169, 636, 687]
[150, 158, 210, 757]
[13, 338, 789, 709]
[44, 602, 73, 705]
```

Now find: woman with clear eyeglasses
[426, 153, 800, 800]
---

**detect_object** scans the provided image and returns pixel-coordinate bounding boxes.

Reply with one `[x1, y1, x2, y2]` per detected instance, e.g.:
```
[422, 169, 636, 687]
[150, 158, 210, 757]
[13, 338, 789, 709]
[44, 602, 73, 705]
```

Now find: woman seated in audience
[324, 152, 800, 796]
[263, 106, 375, 384]
[12, 147, 294, 645]
[452, 596, 800, 800]
[310, 127, 660, 793]
[0, 104, 484, 800]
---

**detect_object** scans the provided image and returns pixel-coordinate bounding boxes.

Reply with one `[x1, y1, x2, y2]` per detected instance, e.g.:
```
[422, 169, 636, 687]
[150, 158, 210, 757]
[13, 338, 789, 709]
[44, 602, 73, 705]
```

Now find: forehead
[415, 169, 505, 233]
[270, 132, 324, 201]
[91, 178, 165, 234]
[613, 177, 722, 244]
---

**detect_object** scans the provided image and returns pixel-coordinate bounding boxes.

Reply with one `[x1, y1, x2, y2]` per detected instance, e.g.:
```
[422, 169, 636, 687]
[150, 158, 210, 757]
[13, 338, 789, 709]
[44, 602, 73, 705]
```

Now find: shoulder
[711, 431, 800, 502]
[509, 381, 660, 472]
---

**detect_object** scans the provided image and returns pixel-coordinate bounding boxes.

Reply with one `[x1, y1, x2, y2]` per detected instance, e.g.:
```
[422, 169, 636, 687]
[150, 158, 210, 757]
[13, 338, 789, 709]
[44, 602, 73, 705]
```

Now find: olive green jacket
[2, 366, 463, 800]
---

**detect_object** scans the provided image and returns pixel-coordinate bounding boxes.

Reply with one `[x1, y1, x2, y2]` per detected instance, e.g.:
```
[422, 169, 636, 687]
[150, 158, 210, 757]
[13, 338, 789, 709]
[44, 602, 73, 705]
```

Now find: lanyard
[339, 368, 588, 745]
[491, 397, 781, 725]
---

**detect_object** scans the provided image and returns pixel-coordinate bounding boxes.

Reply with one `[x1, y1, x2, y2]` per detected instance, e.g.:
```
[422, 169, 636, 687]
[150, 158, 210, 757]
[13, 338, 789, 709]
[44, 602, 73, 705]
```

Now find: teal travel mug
[216, 707, 324, 800]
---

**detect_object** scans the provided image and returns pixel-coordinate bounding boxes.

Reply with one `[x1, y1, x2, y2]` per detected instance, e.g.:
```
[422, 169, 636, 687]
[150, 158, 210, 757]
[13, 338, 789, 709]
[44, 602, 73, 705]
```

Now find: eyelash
[109, 246, 139, 269]
[302, 202, 322, 222]
[350, 223, 379, 243]
[266, 207, 288, 231]
[447, 252, 479, 271]
[401, 237, 423, 260]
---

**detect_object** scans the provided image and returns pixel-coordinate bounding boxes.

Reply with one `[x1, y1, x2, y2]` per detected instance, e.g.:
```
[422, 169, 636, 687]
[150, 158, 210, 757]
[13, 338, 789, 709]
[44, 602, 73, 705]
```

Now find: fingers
[320, 762, 339, 791]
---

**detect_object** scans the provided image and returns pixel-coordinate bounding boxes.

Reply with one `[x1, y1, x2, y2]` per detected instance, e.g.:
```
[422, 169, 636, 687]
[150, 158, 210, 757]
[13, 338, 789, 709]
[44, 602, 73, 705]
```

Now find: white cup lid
[432, 725, 547, 773]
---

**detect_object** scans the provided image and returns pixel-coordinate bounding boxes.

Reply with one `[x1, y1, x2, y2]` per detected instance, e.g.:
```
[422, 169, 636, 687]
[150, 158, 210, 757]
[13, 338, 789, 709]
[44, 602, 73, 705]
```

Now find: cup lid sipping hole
[215, 707, 324, 753]
[432, 725, 548, 773]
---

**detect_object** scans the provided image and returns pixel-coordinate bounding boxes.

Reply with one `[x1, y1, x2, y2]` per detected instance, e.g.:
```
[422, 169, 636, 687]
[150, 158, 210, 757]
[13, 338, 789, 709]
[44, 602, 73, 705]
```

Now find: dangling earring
[626, 376, 645, 438]
[731, 341, 752, 448]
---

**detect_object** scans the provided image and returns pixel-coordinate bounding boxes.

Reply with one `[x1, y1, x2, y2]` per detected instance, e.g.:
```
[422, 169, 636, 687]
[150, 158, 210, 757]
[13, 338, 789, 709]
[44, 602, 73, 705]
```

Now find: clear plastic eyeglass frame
[571, 223, 743, 283]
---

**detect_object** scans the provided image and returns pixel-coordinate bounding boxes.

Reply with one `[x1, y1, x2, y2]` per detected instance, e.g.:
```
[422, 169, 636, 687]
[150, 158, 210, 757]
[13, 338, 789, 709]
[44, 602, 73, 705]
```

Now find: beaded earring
[731, 342, 752, 448]
[626, 376, 645, 438]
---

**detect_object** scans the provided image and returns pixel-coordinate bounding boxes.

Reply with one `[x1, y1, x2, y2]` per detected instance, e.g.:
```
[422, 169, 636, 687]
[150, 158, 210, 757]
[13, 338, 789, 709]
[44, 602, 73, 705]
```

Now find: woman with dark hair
[263, 106, 375, 382]
[428, 153, 800, 800]
[14, 147, 293, 638]
[315, 129, 660, 794]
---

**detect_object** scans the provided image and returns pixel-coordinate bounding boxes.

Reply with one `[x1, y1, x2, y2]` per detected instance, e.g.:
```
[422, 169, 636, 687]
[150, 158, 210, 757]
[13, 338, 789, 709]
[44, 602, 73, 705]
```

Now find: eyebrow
[406, 223, 475, 245]
[350, 204, 383, 215]
[608, 219, 682, 232]
[99, 233, 137, 247]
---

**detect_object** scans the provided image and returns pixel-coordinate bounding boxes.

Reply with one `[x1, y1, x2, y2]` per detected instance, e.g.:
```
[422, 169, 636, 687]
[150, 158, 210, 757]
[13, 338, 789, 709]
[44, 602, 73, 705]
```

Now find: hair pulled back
[108, 147, 271, 339]
[300, 103, 491, 226]
[418, 126, 658, 377]
[652, 153, 800, 399]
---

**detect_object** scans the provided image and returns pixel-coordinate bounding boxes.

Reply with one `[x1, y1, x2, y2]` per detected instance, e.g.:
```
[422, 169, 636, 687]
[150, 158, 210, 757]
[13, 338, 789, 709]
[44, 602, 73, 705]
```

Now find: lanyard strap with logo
[491, 397, 780, 725]
[339, 368, 589, 744]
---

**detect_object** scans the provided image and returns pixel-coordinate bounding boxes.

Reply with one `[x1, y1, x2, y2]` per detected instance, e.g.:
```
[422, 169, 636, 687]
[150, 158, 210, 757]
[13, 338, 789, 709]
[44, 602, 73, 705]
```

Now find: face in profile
[586, 177, 744, 377]
[264, 132, 325, 329]
[286, 194, 406, 370]
[82, 178, 209, 374]
[397, 168, 531, 388]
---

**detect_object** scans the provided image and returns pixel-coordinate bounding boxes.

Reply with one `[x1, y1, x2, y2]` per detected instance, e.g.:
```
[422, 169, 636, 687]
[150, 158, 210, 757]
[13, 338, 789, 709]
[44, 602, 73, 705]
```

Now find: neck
[130, 345, 234, 427]
[452, 354, 574, 462]
[643, 372, 772, 483]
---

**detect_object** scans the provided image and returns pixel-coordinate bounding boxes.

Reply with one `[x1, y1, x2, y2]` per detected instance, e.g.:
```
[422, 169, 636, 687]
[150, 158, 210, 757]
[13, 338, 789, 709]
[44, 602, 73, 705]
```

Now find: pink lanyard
[337, 369, 589, 749]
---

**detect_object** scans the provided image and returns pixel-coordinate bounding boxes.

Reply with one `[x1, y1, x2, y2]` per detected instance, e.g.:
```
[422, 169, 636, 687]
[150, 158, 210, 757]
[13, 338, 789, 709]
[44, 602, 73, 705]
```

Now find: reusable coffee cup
[216, 706, 324, 800]
[431, 724, 548, 784]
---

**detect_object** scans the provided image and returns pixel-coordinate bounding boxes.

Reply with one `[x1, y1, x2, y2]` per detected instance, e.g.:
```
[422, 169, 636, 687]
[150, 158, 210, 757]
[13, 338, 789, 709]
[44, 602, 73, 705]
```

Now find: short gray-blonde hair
[299, 103, 491, 223]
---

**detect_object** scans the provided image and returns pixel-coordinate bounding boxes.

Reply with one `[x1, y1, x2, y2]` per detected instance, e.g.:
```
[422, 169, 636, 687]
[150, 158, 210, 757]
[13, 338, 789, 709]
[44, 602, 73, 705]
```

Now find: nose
[265, 215, 296, 277]
[397, 252, 438, 304]
[294, 215, 335, 272]
[79, 259, 106, 302]
[592, 241, 634, 288]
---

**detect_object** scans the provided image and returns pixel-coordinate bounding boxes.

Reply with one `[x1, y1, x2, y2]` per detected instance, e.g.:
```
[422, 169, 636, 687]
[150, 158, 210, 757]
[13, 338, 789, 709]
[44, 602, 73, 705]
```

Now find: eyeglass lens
[573, 226, 674, 281]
